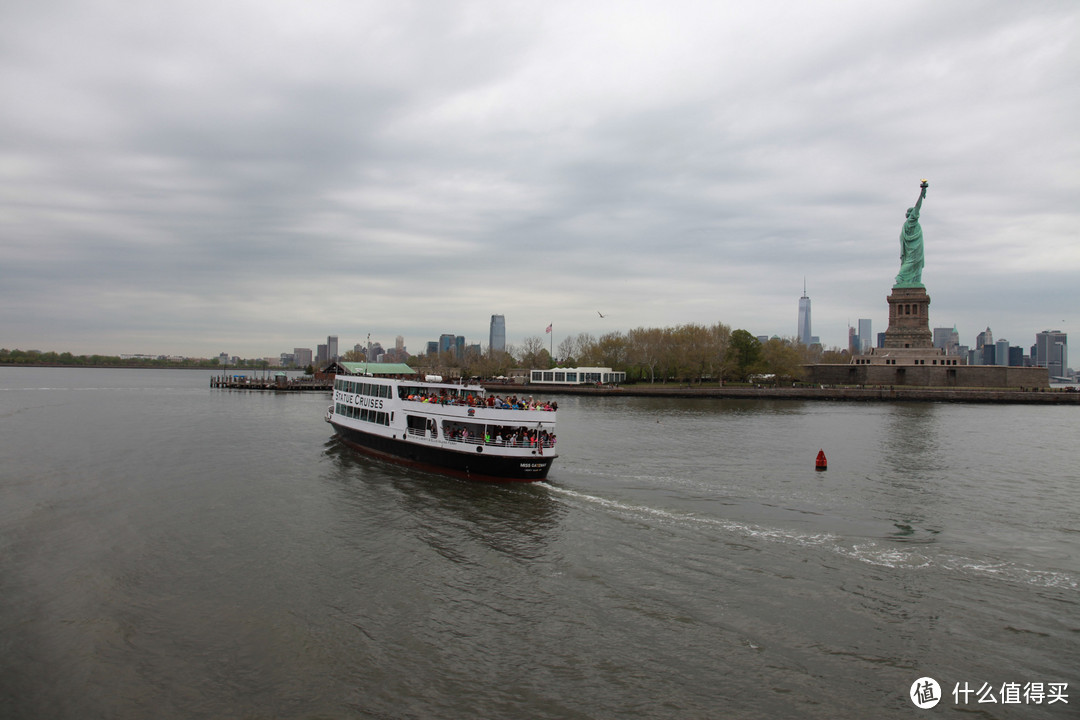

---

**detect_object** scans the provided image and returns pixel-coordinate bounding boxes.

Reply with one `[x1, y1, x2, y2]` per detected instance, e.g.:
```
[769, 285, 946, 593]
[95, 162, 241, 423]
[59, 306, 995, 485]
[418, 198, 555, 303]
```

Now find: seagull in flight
[597, 311, 606, 318]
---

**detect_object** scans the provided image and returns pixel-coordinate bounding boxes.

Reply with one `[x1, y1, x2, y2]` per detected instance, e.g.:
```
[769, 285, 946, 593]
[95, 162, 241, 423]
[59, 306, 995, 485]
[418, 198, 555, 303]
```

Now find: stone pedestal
[884, 287, 933, 349]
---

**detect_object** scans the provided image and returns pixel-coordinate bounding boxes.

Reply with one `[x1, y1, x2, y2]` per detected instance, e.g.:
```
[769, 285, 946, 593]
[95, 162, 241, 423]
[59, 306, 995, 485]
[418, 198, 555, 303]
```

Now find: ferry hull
[331, 421, 555, 482]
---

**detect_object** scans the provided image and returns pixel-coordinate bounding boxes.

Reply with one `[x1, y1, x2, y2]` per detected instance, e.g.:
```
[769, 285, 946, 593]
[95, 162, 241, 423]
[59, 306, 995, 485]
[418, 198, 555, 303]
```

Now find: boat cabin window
[406, 414, 437, 437]
[334, 379, 391, 398]
[335, 402, 390, 426]
[442, 420, 486, 443]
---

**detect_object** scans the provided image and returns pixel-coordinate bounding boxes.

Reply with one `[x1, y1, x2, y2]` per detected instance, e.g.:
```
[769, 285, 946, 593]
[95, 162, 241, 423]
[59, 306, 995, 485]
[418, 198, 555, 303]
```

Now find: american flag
[545, 324, 552, 333]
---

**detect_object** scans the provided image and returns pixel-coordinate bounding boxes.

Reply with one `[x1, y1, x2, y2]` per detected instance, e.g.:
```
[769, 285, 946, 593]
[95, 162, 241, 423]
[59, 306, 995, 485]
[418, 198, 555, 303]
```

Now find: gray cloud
[1, 0, 1077, 357]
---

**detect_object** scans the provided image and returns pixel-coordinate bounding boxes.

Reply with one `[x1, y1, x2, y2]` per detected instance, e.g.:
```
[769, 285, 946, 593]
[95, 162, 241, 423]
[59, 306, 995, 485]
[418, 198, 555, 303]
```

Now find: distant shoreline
[486, 383, 1080, 405]
[5, 366, 1077, 404]
[0, 364, 303, 372]
[0, 364, 225, 371]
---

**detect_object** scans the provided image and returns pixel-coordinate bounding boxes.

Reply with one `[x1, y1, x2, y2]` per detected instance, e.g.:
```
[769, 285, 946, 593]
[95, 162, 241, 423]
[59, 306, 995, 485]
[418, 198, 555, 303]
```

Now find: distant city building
[316, 344, 328, 368]
[426, 341, 438, 356]
[933, 327, 949, 349]
[218, 352, 229, 365]
[1034, 330, 1068, 378]
[797, 282, 812, 345]
[876, 332, 886, 349]
[489, 315, 506, 354]
[995, 339, 1010, 367]
[327, 335, 339, 362]
[1008, 346, 1024, 367]
[981, 344, 996, 366]
[975, 327, 993, 350]
[293, 348, 313, 367]
[439, 334, 455, 355]
[933, 326, 960, 355]
[858, 319, 872, 353]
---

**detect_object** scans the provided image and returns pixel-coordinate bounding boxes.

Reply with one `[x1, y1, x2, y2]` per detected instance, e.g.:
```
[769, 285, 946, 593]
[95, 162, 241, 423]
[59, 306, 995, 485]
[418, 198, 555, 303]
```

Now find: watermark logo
[911, 677, 941, 709]
[910, 678, 1069, 709]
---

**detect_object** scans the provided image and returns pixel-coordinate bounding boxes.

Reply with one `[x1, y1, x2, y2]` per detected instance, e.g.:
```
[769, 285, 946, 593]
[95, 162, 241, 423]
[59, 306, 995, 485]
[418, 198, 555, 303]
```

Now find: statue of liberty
[895, 180, 929, 288]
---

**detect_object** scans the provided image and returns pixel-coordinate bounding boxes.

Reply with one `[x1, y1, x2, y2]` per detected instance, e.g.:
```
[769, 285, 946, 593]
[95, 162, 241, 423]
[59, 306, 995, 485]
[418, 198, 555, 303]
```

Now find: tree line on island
[0, 348, 226, 369]
[3, 323, 850, 384]
[352, 323, 849, 385]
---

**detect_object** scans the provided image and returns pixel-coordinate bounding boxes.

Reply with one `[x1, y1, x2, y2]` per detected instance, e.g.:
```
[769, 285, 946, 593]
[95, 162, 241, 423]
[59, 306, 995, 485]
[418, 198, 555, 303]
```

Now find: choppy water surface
[1, 368, 1076, 719]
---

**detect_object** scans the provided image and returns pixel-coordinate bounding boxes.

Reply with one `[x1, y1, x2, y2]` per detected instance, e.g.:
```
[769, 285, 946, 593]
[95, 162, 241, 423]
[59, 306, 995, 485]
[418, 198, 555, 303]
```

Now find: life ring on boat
[476, 446, 483, 453]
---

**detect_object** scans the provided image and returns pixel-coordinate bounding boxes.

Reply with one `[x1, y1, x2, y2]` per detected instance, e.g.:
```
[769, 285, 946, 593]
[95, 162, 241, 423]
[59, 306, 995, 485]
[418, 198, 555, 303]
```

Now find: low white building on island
[529, 366, 626, 385]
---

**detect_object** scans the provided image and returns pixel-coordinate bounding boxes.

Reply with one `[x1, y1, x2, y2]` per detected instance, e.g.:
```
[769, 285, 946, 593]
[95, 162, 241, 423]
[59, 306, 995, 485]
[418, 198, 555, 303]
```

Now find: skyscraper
[489, 314, 506, 354]
[1035, 330, 1068, 378]
[995, 339, 1010, 366]
[933, 326, 960, 355]
[797, 281, 812, 345]
[327, 335, 339, 362]
[293, 347, 313, 368]
[858, 319, 872, 353]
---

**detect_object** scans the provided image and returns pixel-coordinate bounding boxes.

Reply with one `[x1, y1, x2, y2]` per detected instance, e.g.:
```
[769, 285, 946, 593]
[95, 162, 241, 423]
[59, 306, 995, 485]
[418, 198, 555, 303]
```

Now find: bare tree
[627, 326, 667, 383]
[557, 336, 577, 364]
[517, 336, 548, 370]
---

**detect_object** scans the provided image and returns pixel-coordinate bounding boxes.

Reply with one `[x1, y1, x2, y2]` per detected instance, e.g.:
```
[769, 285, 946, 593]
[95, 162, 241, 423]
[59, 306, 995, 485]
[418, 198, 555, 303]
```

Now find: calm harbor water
[1, 367, 1076, 719]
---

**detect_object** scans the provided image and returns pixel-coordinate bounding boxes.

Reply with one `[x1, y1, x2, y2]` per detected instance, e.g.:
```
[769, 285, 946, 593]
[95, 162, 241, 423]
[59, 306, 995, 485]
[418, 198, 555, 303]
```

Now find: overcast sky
[2, 1, 1077, 358]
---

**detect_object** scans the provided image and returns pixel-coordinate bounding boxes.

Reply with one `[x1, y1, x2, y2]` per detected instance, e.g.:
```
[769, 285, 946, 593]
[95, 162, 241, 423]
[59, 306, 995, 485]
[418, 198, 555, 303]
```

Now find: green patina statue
[894, 180, 929, 288]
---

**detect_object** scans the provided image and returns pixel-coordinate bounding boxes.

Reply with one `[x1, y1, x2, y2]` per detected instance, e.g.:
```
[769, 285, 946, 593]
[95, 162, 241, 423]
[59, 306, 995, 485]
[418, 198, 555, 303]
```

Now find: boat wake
[546, 485, 1079, 592]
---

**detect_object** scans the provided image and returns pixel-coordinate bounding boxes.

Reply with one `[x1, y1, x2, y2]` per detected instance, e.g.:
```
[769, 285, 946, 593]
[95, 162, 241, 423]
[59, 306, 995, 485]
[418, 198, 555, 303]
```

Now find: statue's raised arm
[894, 180, 928, 288]
[910, 179, 928, 219]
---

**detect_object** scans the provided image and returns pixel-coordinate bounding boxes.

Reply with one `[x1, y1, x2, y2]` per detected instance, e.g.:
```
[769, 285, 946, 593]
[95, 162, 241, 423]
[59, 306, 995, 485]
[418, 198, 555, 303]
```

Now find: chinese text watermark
[911, 678, 1068, 709]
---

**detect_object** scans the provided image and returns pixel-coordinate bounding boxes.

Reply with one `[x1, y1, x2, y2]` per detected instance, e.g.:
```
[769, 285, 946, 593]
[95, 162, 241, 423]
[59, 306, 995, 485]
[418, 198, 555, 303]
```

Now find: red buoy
[815, 449, 827, 471]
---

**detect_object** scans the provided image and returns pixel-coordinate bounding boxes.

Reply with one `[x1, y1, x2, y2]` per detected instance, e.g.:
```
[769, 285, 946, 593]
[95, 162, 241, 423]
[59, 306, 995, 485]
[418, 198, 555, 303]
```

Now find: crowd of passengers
[445, 426, 556, 448]
[404, 392, 557, 411]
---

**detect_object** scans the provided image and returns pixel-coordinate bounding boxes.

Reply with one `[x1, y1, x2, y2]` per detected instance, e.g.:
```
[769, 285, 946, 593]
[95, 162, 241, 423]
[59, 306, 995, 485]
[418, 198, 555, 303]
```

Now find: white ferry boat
[324, 363, 558, 481]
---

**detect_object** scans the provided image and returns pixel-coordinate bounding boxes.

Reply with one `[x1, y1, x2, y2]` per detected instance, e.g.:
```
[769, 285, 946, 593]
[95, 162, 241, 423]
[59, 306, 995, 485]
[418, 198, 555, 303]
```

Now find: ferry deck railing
[406, 427, 555, 448]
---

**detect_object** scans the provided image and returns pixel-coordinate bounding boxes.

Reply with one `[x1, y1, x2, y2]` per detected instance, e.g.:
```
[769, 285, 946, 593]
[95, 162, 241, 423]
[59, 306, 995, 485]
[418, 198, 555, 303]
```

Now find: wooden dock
[210, 375, 332, 392]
